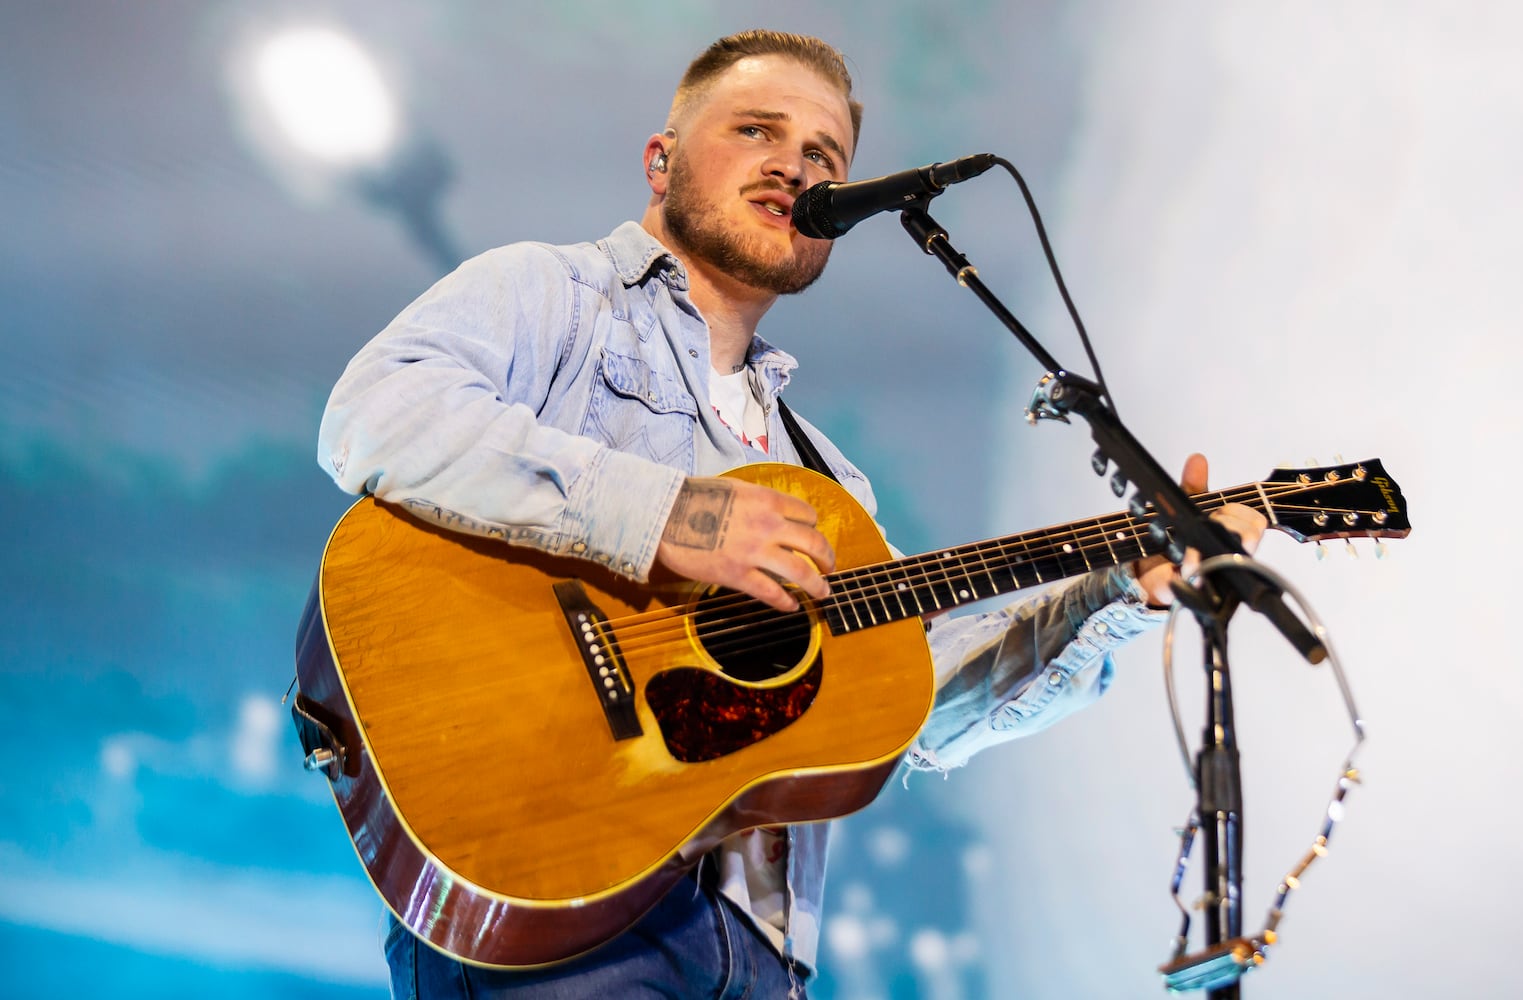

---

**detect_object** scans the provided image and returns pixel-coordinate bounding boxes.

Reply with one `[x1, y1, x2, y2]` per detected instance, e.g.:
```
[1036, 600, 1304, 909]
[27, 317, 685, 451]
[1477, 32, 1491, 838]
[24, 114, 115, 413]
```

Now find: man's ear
[643, 134, 671, 193]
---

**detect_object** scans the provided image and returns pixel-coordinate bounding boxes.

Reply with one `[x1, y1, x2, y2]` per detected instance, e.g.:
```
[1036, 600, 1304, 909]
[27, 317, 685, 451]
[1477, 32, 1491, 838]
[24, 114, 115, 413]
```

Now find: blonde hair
[670, 30, 863, 149]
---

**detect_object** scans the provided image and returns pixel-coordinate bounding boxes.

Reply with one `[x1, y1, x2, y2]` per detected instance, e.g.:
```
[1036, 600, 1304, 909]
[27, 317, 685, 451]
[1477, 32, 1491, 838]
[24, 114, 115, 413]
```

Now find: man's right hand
[654, 477, 835, 613]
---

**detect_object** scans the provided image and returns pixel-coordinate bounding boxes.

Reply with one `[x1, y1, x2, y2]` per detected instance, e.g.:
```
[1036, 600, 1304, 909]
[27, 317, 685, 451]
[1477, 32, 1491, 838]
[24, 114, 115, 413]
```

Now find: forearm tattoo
[663, 480, 734, 551]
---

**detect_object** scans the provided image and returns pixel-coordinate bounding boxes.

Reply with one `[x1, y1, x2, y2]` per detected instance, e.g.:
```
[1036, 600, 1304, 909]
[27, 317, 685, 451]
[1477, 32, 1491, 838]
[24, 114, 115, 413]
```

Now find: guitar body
[295, 463, 935, 968]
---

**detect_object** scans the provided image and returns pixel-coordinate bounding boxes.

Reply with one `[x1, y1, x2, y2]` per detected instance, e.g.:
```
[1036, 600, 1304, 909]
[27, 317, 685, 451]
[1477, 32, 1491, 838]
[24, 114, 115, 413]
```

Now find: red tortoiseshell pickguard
[643, 658, 824, 763]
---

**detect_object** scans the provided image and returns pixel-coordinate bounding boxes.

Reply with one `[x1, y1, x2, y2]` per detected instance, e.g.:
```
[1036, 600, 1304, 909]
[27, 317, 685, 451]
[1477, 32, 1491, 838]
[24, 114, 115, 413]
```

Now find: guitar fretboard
[818, 488, 1242, 634]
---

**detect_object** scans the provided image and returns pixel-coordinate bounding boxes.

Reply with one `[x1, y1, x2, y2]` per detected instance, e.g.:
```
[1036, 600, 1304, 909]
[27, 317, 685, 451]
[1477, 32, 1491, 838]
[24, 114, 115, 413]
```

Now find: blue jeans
[384, 880, 807, 999]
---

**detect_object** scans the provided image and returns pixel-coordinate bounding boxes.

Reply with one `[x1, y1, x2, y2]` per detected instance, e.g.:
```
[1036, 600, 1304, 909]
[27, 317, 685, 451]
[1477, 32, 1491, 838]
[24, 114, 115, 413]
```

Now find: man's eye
[740, 125, 766, 138]
[807, 150, 834, 169]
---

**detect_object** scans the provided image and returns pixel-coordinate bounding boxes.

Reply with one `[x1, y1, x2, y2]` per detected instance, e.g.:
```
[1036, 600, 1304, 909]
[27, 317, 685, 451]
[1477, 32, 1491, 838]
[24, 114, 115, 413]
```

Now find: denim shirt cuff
[563, 447, 685, 581]
[905, 565, 1165, 773]
[1041, 577, 1161, 685]
[991, 566, 1162, 721]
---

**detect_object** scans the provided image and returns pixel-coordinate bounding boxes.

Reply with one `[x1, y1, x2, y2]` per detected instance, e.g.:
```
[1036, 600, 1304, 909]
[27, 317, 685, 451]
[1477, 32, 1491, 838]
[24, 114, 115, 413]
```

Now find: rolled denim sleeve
[906, 565, 1165, 772]
[317, 244, 685, 580]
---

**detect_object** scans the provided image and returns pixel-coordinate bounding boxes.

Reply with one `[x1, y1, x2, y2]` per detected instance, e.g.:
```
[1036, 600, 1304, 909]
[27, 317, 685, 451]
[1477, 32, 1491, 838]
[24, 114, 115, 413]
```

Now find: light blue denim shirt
[318, 221, 1162, 976]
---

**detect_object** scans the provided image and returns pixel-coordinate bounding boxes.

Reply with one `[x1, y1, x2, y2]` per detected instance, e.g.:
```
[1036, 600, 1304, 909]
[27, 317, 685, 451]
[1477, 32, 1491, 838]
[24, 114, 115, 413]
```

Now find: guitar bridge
[553, 580, 642, 741]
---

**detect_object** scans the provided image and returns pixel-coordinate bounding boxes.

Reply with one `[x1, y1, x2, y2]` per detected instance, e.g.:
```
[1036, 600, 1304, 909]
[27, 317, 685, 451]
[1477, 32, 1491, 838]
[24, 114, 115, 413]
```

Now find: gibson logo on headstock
[1373, 477, 1401, 513]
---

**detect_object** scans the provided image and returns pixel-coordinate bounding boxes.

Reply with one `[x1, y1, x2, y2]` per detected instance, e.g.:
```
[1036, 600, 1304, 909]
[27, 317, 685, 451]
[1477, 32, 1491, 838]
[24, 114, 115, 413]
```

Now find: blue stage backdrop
[2, 3, 1514, 998]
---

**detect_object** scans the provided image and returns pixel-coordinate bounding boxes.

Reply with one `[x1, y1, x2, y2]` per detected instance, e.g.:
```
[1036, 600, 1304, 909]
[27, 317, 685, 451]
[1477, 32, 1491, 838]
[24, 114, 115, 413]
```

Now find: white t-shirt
[708, 368, 769, 454]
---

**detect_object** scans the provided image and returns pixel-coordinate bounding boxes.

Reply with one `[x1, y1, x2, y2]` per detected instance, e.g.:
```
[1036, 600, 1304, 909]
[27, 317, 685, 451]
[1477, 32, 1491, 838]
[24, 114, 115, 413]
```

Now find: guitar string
[603, 479, 1375, 660]
[609, 476, 1343, 644]
[609, 530, 1373, 669]
[601, 479, 1375, 662]
[656, 516, 1397, 672]
[610, 484, 1244, 644]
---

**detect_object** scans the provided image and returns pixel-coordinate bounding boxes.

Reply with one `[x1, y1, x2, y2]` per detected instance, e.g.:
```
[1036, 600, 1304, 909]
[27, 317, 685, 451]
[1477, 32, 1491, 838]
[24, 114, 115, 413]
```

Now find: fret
[846, 586, 866, 630]
[1050, 540, 1089, 579]
[1120, 519, 1147, 563]
[1071, 521, 1095, 572]
[951, 551, 982, 604]
[1002, 557, 1027, 592]
[891, 554, 933, 614]
[877, 569, 895, 624]
[896, 561, 925, 618]
[869, 574, 895, 624]
[883, 563, 911, 620]
[998, 547, 1029, 592]
[822, 596, 848, 635]
[980, 542, 1005, 595]
[927, 553, 958, 609]
[1098, 520, 1122, 566]
[1012, 533, 1043, 584]
[905, 562, 927, 616]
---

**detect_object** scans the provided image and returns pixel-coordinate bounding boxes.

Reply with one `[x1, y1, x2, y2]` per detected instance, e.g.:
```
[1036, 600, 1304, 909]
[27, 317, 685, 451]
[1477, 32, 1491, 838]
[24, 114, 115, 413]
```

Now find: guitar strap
[776, 398, 840, 485]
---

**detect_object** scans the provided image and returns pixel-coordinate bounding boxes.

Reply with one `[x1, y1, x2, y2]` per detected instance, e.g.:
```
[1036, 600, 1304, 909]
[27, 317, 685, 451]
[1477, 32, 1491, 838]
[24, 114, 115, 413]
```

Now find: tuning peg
[1315, 542, 1327, 561]
[1304, 457, 1320, 469]
[1374, 539, 1387, 559]
[1345, 540, 1359, 559]
[1165, 539, 1187, 564]
[1149, 521, 1170, 546]
[1111, 471, 1128, 497]
[1091, 448, 1108, 476]
[1129, 494, 1149, 520]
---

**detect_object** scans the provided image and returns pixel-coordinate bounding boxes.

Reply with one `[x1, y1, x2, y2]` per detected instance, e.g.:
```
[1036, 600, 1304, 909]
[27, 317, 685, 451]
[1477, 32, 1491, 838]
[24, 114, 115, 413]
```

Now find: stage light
[226, 21, 461, 271]
[252, 27, 396, 167]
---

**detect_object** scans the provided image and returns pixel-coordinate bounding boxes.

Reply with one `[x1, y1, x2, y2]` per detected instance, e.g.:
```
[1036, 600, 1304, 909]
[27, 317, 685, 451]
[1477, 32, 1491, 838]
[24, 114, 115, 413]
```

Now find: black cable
[993, 156, 1119, 418]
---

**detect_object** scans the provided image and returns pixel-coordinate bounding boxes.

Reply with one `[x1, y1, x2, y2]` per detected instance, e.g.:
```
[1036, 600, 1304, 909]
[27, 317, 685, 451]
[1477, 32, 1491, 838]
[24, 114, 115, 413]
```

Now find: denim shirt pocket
[583, 347, 698, 470]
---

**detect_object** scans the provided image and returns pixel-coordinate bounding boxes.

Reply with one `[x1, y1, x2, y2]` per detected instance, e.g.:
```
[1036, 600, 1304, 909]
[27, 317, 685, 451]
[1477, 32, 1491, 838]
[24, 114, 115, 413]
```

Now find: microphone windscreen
[791, 183, 842, 240]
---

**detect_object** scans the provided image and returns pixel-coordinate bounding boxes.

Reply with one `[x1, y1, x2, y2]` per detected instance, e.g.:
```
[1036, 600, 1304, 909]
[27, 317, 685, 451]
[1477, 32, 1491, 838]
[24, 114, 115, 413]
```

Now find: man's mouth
[746, 183, 804, 222]
[746, 188, 795, 224]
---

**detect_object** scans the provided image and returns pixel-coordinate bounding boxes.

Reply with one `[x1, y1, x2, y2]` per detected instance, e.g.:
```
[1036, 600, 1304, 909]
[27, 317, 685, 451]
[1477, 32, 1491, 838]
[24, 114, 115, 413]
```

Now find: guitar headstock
[1262, 459, 1411, 543]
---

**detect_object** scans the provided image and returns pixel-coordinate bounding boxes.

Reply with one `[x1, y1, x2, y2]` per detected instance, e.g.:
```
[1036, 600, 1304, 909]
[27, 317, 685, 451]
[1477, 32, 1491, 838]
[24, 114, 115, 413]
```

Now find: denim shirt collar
[600, 221, 799, 390]
[601, 221, 687, 290]
[748, 333, 796, 394]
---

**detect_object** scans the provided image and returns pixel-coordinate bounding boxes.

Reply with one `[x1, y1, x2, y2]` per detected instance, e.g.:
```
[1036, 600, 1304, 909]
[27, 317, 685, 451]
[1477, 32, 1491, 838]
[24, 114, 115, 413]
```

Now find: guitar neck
[820, 484, 1254, 634]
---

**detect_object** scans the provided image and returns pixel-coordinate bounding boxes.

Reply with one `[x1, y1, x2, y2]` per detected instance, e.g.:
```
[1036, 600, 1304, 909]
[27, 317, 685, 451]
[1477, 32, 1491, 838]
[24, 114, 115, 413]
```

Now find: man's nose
[761, 149, 807, 189]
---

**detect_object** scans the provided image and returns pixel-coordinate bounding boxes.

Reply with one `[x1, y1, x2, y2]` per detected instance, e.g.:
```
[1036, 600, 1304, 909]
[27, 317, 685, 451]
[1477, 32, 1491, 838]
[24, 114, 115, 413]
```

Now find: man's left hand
[1133, 453, 1268, 608]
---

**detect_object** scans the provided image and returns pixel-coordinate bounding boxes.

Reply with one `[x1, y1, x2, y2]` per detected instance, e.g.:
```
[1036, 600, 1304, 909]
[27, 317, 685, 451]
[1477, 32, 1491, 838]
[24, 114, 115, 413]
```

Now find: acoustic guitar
[291, 458, 1408, 968]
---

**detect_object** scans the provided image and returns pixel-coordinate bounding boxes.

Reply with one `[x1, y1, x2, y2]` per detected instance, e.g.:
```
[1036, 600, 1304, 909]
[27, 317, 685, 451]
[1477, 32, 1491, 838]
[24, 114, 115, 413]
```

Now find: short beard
[661, 154, 832, 295]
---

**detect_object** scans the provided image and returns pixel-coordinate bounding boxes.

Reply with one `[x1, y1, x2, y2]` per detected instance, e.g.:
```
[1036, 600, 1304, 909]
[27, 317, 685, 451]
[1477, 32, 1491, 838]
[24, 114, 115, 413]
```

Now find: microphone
[791, 153, 997, 239]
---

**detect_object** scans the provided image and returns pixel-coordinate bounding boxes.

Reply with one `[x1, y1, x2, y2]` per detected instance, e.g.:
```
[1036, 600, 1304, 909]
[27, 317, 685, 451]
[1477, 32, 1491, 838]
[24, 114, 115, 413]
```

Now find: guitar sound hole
[692, 589, 812, 683]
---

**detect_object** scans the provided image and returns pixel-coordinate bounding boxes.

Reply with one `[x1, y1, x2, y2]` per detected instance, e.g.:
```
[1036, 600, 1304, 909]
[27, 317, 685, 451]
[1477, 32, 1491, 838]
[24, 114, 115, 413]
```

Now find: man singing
[318, 29, 1263, 999]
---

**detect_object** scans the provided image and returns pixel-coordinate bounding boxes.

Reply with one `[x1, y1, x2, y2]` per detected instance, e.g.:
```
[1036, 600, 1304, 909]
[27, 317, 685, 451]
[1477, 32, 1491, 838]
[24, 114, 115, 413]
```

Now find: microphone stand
[897, 200, 1324, 998]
